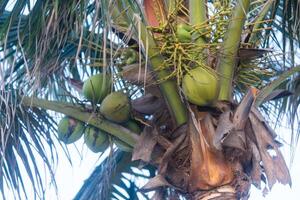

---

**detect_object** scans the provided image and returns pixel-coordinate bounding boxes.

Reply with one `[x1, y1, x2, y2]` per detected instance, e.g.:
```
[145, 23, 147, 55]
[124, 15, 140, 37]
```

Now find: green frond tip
[255, 65, 300, 107]
[248, 0, 275, 44]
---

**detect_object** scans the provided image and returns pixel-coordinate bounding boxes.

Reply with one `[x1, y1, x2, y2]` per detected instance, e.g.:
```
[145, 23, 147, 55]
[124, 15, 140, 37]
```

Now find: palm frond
[0, 0, 115, 99]
[74, 150, 153, 200]
[0, 89, 67, 198]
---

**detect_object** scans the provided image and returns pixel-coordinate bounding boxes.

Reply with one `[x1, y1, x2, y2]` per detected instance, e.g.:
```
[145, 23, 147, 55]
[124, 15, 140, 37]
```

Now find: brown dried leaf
[141, 174, 171, 192]
[201, 113, 218, 149]
[222, 130, 246, 152]
[238, 48, 272, 60]
[251, 107, 277, 138]
[165, 167, 189, 191]
[132, 126, 157, 162]
[131, 94, 164, 115]
[233, 88, 257, 130]
[249, 113, 291, 189]
[215, 100, 234, 112]
[188, 113, 234, 191]
[122, 64, 155, 85]
[158, 133, 186, 174]
[214, 111, 233, 150]
[192, 185, 236, 200]
[221, 88, 257, 158]
[249, 139, 262, 188]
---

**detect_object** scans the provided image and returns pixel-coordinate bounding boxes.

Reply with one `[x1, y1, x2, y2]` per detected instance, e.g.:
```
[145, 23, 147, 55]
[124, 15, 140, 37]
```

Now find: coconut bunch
[57, 73, 141, 153]
[145, 1, 233, 86]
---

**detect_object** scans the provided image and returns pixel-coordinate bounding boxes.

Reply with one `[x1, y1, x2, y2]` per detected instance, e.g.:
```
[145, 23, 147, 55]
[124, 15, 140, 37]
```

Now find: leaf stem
[189, 0, 207, 45]
[118, 1, 188, 126]
[22, 97, 137, 147]
[217, 0, 250, 101]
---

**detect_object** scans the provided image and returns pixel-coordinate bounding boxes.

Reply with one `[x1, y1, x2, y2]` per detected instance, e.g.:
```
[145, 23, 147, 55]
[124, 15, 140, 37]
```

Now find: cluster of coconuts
[57, 73, 140, 153]
[176, 23, 219, 105]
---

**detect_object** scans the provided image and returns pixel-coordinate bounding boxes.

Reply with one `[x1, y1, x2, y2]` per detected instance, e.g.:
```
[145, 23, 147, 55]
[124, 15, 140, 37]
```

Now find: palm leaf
[0, 89, 66, 198]
[74, 150, 153, 200]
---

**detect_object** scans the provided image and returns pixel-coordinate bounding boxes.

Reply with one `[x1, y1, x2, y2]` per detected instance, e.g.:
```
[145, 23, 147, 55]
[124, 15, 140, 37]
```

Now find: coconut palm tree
[0, 0, 299, 199]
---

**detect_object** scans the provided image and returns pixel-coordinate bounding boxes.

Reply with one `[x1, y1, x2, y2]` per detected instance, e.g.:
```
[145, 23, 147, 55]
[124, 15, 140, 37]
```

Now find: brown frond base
[132, 89, 291, 199]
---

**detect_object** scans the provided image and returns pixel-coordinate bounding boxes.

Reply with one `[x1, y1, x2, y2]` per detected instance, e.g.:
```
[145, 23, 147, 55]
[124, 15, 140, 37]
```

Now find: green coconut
[57, 116, 84, 144]
[176, 23, 192, 42]
[114, 120, 141, 152]
[100, 92, 131, 123]
[123, 120, 141, 134]
[83, 73, 111, 104]
[182, 67, 218, 106]
[84, 126, 109, 153]
[125, 49, 138, 65]
[114, 139, 133, 152]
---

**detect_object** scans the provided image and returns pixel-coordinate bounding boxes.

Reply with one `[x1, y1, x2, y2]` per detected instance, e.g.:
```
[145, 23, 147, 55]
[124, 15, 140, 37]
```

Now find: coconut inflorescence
[84, 126, 109, 153]
[100, 91, 131, 123]
[182, 67, 218, 106]
[83, 73, 111, 104]
[57, 116, 84, 144]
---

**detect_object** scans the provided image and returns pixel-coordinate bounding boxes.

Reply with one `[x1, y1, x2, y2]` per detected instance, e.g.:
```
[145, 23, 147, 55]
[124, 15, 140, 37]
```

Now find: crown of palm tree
[0, 0, 299, 199]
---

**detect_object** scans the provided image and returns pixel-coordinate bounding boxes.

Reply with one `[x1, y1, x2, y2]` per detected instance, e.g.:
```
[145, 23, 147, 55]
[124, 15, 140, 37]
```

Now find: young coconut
[100, 91, 131, 123]
[124, 49, 138, 65]
[57, 116, 84, 144]
[182, 67, 218, 106]
[114, 120, 141, 152]
[84, 126, 109, 153]
[124, 120, 141, 133]
[82, 73, 111, 104]
[176, 23, 192, 42]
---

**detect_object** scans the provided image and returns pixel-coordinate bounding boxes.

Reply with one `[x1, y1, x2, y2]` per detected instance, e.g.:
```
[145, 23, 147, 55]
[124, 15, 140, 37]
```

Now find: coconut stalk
[115, 0, 187, 126]
[217, 0, 251, 101]
[165, 0, 176, 13]
[189, 0, 207, 45]
[143, 32, 188, 126]
[21, 96, 137, 147]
